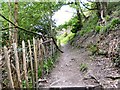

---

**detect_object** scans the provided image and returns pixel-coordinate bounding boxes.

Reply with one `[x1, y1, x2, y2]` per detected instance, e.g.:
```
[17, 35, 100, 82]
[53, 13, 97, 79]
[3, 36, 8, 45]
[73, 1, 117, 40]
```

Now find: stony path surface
[42, 44, 120, 88]
[45, 44, 92, 87]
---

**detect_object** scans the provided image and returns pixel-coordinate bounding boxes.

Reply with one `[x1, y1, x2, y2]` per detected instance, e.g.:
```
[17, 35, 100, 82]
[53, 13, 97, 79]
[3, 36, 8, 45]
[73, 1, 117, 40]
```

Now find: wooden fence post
[38, 39, 43, 78]
[13, 43, 22, 88]
[28, 40, 35, 88]
[33, 38, 38, 89]
[0, 51, 2, 90]
[4, 46, 14, 89]
[51, 38, 53, 57]
[40, 39, 45, 59]
[37, 39, 40, 65]
[22, 41, 29, 88]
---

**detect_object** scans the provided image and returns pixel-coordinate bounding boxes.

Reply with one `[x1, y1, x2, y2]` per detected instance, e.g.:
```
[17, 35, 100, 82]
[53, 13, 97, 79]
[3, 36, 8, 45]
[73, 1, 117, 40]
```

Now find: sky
[52, 0, 88, 26]
[52, 5, 76, 26]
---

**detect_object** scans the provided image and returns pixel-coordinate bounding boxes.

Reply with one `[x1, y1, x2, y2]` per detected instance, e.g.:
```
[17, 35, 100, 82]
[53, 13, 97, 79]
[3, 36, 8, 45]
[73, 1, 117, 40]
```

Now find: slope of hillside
[68, 7, 120, 88]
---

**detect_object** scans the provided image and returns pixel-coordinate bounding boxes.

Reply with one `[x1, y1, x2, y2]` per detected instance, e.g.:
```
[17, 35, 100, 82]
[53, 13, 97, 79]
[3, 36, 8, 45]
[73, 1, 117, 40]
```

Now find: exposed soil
[45, 44, 90, 87]
[41, 43, 120, 88]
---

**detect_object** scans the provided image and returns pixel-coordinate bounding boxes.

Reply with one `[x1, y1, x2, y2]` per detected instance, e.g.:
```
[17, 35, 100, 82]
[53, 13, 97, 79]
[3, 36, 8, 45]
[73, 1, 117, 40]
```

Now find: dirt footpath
[44, 44, 120, 88]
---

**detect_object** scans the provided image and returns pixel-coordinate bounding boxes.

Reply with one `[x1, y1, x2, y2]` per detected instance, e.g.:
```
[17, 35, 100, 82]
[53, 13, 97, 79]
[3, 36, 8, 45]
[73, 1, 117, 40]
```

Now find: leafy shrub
[98, 18, 120, 33]
[79, 14, 98, 36]
[71, 22, 82, 33]
[60, 32, 75, 44]
[111, 18, 120, 26]
[95, 25, 102, 33]
[38, 66, 42, 78]
[107, 2, 120, 15]
[105, 15, 110, 21]
[42, 52, 60, 75]
[43, 57, 54, 74]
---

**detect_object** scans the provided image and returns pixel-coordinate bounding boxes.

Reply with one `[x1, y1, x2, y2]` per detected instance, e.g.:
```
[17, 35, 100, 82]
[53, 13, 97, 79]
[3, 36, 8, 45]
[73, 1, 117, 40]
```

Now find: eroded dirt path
[45, 44, 97, 87]
[43, 44, 120, 88]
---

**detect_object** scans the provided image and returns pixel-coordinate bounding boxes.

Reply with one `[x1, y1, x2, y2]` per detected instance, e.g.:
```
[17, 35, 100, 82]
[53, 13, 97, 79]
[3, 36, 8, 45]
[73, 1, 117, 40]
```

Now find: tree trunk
[78, 0, 87, 19]
[75, 0, 83, 29]
[96, 0, 107, 22]
[0, 3, 2, 48]
[96, 1, 101, 20]
[0, 3, 3, 89]
[101, 2, 107, 18]
[14, 0, 18, 44]
[8, 0, 13, 44]
[49, 4, 53, 37]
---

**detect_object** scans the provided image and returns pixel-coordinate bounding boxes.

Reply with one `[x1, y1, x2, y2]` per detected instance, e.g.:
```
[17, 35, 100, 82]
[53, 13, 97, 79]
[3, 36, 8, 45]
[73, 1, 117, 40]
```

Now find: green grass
[79, 63, 88, 72]
[57, 32, 75, 44]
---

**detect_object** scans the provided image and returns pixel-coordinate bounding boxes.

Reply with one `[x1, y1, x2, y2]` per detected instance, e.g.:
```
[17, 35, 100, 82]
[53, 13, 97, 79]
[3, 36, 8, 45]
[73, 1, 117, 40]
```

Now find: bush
[105, 15, 110, 21]
[79, 14, 98, 36]
[71, 22, 82, 33]
[98, 18, 120, 33]
[43, 57, 54, 74]
[111, 18, 120, 26]
[95, 25, 102, 33]
[107, 2, 120, 15]
[60, 32, 75, 44]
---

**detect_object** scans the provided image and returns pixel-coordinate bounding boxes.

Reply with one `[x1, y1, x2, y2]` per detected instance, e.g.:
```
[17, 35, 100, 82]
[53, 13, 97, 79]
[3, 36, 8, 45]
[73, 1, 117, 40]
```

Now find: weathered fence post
[40, 39, 45, 58]
[4, 46, 14, 89]
[37, 38, 40, 64]
[50, 38, 53, 57]
[13, 43, 22, 88]
[28, 40, 35, 88]
[0, 50, 2, 90]
[46, 38, 49, 58]
[22, 41, 29, 88]
[38, 39, 43, 78]
[33, 38, 38, 89]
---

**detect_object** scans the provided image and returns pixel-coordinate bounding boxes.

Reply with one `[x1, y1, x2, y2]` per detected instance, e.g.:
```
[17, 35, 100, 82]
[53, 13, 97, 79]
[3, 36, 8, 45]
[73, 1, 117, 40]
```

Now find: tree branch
[80, 1, 97, 10]
[51, 37, 64, 53]
[1, 27, 15, 31]
[0, 13, 40, 36]
[0, 13, 63, 53]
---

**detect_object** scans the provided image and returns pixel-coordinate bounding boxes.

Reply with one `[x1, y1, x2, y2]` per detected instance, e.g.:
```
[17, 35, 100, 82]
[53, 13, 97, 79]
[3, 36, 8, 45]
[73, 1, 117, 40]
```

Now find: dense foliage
[0, 2, 64, 46]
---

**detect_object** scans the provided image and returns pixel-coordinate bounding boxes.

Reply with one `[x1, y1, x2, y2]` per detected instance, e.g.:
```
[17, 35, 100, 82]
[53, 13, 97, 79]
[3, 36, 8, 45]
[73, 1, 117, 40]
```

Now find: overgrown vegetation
[1, 1, 120, 89]
[79, 14, 98, 36]
[69, 2, 120, 67]
[57, 32, 75, 44]
[43, 51, 60, 75]
[95, 18, 120, 33]
[21, 51, 60, 88]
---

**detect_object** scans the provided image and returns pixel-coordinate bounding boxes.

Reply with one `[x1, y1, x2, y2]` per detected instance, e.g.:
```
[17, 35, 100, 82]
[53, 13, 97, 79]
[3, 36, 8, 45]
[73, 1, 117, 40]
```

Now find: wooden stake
[13, 43, 22, 88]
[4, 46, 14, 89]
[22, 40, 29, 88]
[40, 39, 45, 58]
[28, 40, 35, 88]
[33, 38, 38, 89]
[38, 39, 43, 78]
